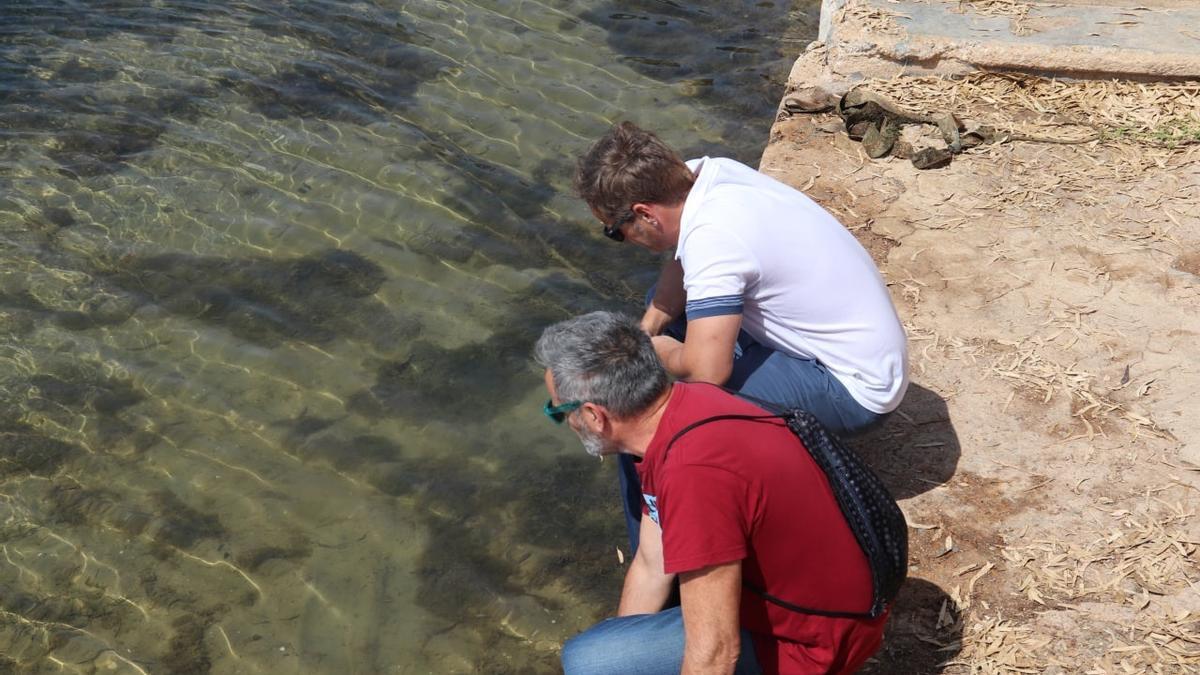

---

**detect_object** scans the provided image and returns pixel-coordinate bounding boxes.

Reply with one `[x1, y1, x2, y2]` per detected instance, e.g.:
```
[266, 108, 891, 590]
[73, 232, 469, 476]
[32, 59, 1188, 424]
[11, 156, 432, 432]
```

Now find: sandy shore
[759, 36, 1200, 674]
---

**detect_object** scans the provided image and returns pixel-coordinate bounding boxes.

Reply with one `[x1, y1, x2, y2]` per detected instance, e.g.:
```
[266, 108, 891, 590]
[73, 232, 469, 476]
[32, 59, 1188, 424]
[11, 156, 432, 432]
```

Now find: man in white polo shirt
[573, 121, 909, 551]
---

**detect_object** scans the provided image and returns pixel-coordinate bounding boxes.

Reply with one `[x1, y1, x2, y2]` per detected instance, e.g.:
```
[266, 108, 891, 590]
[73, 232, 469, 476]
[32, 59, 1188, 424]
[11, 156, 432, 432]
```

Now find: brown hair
[573, 121, 695, 225]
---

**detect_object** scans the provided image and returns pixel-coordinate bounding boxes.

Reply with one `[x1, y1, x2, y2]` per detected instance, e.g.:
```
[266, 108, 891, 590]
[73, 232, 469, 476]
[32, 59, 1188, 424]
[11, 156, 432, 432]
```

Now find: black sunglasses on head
[603, 211, 635, 242]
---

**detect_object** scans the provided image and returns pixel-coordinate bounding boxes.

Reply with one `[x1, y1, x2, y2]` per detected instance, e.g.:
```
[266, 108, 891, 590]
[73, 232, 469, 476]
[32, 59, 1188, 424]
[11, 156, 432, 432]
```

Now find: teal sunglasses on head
[543, 399, 583, 424]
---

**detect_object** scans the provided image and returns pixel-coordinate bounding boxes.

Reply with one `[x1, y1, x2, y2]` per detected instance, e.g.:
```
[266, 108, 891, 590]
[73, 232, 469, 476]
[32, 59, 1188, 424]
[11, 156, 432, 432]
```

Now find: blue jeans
[619, 304, 890, 552]
[562, 607, 762, 675]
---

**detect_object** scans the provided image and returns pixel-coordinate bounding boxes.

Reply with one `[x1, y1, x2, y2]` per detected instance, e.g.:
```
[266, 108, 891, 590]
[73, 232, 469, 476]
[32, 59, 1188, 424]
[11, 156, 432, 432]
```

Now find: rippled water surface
[0, 1, 816, 672]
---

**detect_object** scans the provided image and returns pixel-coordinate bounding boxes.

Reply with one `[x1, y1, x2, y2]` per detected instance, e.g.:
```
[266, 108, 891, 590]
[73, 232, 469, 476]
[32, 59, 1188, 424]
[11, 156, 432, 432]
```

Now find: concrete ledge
[819, 0, 1200, 81]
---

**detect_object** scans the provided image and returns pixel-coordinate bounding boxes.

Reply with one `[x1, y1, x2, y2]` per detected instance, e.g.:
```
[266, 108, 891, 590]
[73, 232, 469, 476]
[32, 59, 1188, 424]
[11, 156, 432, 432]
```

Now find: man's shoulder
[697, 157, 783, 193]
[663, 385, 787, 457]
[676, 216, 753, 263]
[669, 382, 755, 415]
[669, 382, 781, 417]
[691, 156, 754, 173]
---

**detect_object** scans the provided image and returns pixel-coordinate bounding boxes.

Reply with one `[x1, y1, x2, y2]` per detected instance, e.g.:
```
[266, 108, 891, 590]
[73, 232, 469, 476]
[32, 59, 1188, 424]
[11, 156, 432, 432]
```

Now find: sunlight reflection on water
[0, 1, 817, 671]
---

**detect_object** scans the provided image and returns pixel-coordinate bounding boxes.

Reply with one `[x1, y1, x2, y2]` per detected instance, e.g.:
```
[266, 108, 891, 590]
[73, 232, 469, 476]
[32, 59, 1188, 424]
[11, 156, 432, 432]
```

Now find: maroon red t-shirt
[636, 382, 887, 675]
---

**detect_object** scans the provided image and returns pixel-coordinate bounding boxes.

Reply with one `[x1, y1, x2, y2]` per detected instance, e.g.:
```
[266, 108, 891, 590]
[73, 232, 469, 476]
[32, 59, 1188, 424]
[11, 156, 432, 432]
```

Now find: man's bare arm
[652, 314, 741, 385]
[641, 258, 685, 336]
[617, 515, 674, 616]
[679, 560, 743, 675]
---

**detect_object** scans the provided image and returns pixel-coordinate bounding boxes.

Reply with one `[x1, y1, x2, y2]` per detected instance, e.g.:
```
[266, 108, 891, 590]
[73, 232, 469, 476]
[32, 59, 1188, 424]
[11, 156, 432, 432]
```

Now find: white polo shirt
[678, 157, 908, 413]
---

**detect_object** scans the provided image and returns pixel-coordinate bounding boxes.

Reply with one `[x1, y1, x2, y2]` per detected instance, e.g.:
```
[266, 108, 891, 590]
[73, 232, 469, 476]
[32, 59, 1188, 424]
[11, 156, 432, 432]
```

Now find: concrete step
[819, 0, 1200, 80]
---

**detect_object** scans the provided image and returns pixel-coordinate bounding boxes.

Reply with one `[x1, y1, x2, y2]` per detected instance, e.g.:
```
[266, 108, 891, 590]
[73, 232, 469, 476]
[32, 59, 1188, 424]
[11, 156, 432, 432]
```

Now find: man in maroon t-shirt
[535, 311, 887, 675]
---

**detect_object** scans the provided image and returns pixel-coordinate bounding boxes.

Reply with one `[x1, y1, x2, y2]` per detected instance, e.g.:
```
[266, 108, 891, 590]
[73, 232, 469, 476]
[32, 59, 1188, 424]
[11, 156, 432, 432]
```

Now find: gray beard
[578, 426, 610, 458]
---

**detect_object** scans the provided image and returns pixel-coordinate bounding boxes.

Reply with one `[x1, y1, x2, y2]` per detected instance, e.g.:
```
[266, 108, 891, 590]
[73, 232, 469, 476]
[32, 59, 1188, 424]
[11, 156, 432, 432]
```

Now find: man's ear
[631, 202, 658, 226]
[580, 402, 607, 433]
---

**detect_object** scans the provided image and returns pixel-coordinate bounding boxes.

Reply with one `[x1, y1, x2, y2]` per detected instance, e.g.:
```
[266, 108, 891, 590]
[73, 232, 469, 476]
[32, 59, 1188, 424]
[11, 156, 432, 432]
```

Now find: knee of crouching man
[560, 631, 611, 675]
[560, 634, 587, 675]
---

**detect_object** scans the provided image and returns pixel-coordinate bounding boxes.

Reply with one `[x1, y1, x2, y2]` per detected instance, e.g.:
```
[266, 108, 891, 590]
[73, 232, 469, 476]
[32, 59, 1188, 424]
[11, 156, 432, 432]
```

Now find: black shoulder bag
[663, 404, 907, 619]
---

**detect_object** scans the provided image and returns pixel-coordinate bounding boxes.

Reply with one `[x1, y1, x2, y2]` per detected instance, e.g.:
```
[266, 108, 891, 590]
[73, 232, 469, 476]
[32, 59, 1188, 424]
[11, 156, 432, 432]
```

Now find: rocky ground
[760, 54, 1200, 673]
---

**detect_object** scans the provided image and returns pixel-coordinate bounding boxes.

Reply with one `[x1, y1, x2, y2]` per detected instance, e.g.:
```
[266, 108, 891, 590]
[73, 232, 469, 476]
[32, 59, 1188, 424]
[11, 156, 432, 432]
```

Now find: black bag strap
[743, 580, 883, 620]
[662, 411, 883, 620]
[662, 412, 780, 462]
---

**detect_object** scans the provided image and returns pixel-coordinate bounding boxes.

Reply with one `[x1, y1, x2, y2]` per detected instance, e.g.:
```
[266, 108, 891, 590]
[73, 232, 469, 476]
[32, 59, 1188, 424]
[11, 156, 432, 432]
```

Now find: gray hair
[534, 311, 668, 419]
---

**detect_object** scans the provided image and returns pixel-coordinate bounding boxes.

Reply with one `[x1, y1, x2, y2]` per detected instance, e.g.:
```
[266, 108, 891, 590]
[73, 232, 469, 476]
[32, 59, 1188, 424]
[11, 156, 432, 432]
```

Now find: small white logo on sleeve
[643, 494, 660, 525]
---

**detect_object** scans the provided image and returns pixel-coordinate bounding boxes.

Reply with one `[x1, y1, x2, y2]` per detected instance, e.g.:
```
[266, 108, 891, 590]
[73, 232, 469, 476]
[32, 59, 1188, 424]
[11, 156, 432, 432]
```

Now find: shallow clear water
[0, 1, 816, 672]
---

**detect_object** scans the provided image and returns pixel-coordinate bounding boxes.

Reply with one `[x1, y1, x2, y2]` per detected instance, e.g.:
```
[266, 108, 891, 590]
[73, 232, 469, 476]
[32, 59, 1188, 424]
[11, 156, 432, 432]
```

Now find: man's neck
[612, 386, 674, 459]
[659, 201, 686, 245]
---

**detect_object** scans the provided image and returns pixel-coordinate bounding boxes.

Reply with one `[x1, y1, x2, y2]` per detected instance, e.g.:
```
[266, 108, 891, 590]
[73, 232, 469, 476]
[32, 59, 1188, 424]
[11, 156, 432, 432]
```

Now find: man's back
[636, 382, 887, 674]
[677, 157, 908, 414]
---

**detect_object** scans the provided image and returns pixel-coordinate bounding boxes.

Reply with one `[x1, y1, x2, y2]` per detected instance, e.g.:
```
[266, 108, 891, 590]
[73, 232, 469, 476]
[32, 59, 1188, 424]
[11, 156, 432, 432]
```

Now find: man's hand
[641, 304, 676, 337]
[618, 513, 674, 616]
[653, 314, 741, 385]
[680, 561, 743, 675]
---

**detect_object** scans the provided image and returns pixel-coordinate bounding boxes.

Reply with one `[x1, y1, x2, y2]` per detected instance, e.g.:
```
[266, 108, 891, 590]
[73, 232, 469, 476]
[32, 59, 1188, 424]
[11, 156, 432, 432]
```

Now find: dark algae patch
[218, 3, 450, 124]
[1, 242, 417, 351]
[347, 274, 624, 426]
[94, 248, 416, 350]
[149, 491, 227, 551]
[1, 0, 444, 180]
[0, 6, 218, 180]
[0, 426, 81, 478]
[578, 0, 817, 161]
[0, 358, 240, 672]
[410, 441, 626, 672]
[235, 538, 312, 573]
[42, 480, 227, 558]
[349, 333, 534, 422]
[162, 610, 219, 674]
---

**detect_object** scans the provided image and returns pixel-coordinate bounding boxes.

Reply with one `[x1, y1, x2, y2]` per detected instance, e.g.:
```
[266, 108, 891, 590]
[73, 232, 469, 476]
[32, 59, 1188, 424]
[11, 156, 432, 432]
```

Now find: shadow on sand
[852, 382, 961, 500]
[853, 382, 963, 672]
[861, 577, 963, 674]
